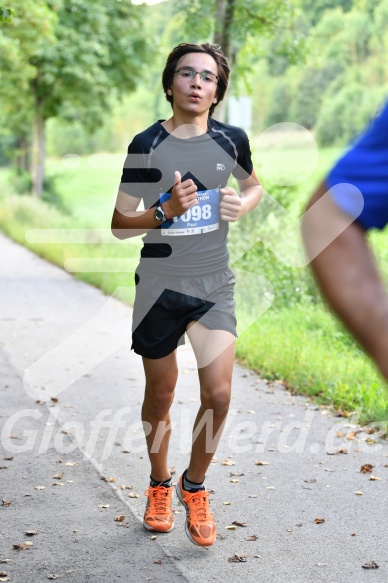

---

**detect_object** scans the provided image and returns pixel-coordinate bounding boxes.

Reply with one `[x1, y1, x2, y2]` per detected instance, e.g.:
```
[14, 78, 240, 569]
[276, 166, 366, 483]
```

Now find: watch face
[155, 207, 165, 222]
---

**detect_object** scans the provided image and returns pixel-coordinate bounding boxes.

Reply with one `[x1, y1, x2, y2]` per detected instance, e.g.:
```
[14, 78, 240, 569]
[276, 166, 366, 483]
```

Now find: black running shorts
[131, 267, 237, 359]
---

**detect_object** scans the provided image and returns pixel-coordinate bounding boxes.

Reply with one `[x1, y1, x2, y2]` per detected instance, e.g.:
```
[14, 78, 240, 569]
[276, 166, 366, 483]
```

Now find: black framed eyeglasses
[174, 67, 219, 84]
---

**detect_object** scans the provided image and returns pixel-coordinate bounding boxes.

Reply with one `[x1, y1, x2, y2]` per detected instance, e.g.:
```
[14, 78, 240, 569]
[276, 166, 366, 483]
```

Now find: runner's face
[168, 52, 219, 116]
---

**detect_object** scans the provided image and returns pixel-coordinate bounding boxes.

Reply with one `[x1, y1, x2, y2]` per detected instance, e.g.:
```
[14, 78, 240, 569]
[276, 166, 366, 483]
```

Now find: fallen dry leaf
[50, 482, 64, 487]
[360, 464, 374, 474]
[35, 486, 45, 490]
[370, 475, 381, 481]
[150, 535, 157, 540]
[25, 530, 38, 536]
[0, 576, 10, 582]
[255, 461, 269, 466]
[128, 493, 140, 499]
[47, 575, 59, 580]
[228, 554, 247, 563]
[114, 515, 126, 522]
[230, 472, 244, 477]
[223, 501, 232, 505]
[222, 459, 235, 466]
[100, 476, 116, 482]
[1, 500, 11, 507]
[3, 457, 13, 461]
[314, 518, 325, 524]
[65, 461, 76, 467]
[0, 560, 10, 564]
[245, 535, 258, 541]
[355, 491, 364, 496]
[120, 484, 134, 490]
[13, 541, 33, 550]
[154, 559, 163, 564]
[97, 504, 110, 508]
[362, 561, 379, 569]
[52, 472, 64, 480]
[304, 479, 317, 484]
[327, 448, 348, 455]
[230, 479, 239, 483]
[266, 486, 275, 490]
[232, 521, 248, 527]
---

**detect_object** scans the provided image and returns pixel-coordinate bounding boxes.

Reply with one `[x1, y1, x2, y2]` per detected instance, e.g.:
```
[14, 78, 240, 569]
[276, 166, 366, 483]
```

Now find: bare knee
[201, 384, 231, 418]
[143, 378, 176, 419]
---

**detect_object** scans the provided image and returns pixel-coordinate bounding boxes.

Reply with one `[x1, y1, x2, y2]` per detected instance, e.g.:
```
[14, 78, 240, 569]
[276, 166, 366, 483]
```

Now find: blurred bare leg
[302, 181, 388, 381]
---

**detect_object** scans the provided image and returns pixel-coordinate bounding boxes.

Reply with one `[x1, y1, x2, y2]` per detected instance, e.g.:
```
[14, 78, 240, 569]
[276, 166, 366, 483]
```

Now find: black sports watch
[154, 205, 167, 222]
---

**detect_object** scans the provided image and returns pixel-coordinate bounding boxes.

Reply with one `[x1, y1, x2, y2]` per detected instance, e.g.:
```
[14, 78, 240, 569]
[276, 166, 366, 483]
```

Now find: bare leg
[302, 180, 388, 380]
[141, 351, 178, 482]
[186, 323, 235, 483]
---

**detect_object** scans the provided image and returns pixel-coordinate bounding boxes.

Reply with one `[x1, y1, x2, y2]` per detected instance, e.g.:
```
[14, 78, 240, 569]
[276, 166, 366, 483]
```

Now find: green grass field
[1, 144, 387, 423]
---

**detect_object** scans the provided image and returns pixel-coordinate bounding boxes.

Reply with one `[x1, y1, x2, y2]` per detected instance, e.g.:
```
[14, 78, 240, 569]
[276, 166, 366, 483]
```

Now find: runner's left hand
[220, 187, 243, 222]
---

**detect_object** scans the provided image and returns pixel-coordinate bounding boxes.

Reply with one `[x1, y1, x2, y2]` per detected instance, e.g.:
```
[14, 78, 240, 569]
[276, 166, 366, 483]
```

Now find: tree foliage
[173, 0, 307, 76]
[0, 0, 151, 195]
[300, 0, 353, 25]
[261, 0, 388, 144]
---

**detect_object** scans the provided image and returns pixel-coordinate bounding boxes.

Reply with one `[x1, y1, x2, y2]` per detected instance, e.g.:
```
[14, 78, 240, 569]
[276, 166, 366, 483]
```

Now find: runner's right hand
[162, 171, 198, 219]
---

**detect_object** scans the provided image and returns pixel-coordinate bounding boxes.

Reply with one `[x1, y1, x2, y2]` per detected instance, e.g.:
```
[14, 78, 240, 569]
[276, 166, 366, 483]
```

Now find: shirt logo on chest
[216, 163, 225, 171]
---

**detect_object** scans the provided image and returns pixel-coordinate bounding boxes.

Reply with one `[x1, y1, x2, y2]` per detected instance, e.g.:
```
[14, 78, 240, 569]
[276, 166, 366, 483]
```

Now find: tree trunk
[32, 106, 45, 197]
[15, 135, 31, 174]
[214, 0, 236, 64]
[213, 0, 237, 123]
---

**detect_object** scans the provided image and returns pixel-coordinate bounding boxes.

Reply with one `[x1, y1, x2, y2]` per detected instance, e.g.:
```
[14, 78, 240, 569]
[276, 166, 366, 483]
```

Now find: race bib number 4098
[160, 189, 220, 236]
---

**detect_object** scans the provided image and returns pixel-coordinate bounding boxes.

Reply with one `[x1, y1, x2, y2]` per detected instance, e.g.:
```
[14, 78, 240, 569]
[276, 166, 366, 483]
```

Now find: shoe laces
[184, 490, 212, 522]
[144, 485, 171, 515]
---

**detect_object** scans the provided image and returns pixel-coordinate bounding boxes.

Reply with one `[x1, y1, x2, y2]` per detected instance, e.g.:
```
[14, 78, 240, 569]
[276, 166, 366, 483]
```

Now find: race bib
[160, 189, 220, 236]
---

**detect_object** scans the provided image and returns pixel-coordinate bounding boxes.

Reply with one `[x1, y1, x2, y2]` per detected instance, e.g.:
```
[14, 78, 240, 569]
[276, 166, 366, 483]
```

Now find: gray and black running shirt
[119, 118, 254, 276]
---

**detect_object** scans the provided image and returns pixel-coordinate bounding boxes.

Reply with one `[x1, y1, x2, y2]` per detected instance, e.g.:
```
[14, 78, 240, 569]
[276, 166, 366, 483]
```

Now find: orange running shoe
[176, 474, 216, 546]
[143, 484, 174, 533]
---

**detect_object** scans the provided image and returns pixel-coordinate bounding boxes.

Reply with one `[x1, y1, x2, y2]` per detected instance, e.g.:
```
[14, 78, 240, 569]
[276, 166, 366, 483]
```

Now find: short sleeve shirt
[119, 118, 254, 275]
[328, 101, 388, 231]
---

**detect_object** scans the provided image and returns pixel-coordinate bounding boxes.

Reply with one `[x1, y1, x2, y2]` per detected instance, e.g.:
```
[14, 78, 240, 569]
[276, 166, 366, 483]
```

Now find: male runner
[112, 43, 262, 546]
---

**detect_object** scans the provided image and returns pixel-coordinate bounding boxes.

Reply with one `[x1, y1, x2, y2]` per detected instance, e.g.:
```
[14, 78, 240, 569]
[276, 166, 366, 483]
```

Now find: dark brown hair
[162, 43, 230, 117]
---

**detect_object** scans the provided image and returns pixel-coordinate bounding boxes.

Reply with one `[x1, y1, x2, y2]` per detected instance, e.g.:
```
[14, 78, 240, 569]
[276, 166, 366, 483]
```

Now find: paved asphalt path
[0, 232, 387, 583]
